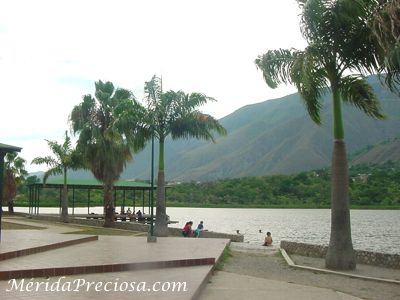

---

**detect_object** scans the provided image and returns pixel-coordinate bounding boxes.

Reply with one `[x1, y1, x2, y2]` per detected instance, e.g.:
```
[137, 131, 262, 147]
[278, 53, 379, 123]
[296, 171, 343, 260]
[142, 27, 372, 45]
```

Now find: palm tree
[3, 153, 27, 213]
[255, 0, 384, 270]
[368, 0, 400, 92]
[32, 131, 81, 222]
[144, 75, 226, 236]
[70, 80, 146, 227]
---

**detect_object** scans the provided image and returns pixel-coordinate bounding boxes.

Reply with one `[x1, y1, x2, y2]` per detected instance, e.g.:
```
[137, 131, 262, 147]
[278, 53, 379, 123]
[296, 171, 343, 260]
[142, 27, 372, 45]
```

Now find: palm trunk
[7, 201, 14, 213]
[60, 186, 68, 222]
[103, 182, 115, 228]
[60, 168, 69, 223]
[325, 86, 356, 270]
[154, 138, 168, 236]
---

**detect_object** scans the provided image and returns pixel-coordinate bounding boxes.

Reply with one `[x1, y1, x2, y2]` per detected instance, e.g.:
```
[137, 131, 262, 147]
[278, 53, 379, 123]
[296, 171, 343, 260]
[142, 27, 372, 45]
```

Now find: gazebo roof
[30, 178, 155, 190]
[0, 143, 22, 154]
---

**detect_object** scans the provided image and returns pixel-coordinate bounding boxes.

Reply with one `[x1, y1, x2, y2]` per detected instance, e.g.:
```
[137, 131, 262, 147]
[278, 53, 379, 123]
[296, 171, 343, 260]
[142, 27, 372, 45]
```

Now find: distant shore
[10, 202, 400, 210]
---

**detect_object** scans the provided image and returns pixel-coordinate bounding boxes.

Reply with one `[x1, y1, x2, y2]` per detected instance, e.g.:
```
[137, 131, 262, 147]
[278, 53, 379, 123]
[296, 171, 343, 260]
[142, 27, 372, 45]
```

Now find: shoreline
[7, 204, 400, 210]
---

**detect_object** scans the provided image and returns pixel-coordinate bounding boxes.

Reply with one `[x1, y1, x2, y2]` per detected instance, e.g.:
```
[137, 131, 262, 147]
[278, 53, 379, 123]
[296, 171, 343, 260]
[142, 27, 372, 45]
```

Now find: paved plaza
[0, 217, 372, 300]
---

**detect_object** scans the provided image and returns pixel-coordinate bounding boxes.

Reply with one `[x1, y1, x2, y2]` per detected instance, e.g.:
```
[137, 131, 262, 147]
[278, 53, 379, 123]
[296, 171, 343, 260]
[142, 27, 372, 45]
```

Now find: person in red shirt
[182, 221, 193, 237]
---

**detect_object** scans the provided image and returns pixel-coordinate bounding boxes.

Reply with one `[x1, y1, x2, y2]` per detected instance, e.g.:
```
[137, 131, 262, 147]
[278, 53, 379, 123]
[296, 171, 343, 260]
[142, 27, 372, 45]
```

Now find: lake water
[10, 207, 400, 254]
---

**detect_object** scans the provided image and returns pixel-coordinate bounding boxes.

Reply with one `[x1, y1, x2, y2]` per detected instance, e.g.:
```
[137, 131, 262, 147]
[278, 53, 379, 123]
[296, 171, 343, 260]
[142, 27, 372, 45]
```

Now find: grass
[215, 246, 232, 271]
[2, 221, 46, 230]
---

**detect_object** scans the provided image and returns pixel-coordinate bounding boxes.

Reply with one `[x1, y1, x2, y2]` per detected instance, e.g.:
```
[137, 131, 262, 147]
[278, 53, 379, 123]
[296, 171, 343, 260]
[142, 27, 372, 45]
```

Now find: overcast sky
[0, 0, 306, 172]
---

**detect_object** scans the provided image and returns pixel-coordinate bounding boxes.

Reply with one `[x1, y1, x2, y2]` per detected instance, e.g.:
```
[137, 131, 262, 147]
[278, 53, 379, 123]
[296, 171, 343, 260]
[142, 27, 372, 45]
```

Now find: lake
[10, 207, 400, 254]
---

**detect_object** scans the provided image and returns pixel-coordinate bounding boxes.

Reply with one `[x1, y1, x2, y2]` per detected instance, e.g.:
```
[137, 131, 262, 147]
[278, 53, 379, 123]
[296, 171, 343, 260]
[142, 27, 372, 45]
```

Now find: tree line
[166, 162, 400, 208]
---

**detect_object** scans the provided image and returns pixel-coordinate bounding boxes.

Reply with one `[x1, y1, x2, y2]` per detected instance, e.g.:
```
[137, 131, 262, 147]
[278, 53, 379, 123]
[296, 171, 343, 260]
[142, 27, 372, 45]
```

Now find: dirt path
[222, 249, 400, 300]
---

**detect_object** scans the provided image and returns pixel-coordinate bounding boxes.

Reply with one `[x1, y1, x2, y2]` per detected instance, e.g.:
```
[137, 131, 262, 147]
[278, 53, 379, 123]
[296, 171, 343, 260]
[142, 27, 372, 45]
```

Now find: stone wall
[280, 240, 400, 269]
[29, 214, 244, 242]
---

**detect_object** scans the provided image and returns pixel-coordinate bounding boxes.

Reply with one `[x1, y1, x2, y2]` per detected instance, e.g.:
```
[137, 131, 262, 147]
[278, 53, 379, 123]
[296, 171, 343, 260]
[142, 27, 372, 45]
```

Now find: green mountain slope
[351, 138, 400, 165]
[119, 75, 399, 181]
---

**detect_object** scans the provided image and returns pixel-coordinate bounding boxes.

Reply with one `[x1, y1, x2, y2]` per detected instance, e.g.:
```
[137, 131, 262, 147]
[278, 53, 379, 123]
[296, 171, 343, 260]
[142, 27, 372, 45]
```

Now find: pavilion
[0, 143, 22, 242]
[28, 178, 157, 216]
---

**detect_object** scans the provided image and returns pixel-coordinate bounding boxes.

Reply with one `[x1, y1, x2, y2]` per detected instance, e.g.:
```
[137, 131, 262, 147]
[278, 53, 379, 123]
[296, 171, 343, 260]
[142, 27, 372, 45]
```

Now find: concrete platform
[0, 217, 229, 299]
[0, 230, 98, 261]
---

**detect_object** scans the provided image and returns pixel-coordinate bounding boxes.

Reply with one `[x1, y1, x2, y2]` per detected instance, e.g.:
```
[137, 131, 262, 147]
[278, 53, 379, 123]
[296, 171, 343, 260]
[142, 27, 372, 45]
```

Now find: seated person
[126, 208, 132, 216]
[263, 232, 273, 246]
[194, 221, 204, 237]
[136, 210, 144, 221]
[182, 221, 193, 237]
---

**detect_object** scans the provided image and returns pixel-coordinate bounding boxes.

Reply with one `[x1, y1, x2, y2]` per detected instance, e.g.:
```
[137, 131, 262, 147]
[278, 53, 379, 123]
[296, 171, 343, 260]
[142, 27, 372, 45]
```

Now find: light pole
[147, 130, 157, 243]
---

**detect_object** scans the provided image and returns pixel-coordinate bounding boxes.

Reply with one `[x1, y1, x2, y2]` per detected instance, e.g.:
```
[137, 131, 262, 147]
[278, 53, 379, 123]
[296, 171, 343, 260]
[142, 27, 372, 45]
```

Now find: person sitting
[182, 221, 193, 237]
[126, 208, 132, 216]
[136, 210, 144, 221]
[263, 232, 273, 246]
[194, 221, 205, 237]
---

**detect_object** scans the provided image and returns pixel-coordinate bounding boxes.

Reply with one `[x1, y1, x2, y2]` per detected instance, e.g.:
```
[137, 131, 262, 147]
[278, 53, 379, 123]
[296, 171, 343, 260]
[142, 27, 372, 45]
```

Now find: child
[194, 221, 204, 237]
[263, 232, 273, 246]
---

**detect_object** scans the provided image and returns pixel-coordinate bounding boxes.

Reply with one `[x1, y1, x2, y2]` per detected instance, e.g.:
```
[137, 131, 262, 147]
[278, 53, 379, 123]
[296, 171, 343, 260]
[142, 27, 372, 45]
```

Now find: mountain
[67, 75, 400, 182]
[351, 137, 400, 165]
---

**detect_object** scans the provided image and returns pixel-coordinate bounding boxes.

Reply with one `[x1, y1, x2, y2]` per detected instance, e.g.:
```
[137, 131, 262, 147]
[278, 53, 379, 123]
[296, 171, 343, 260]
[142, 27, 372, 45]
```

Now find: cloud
[0, 0, 305, 172]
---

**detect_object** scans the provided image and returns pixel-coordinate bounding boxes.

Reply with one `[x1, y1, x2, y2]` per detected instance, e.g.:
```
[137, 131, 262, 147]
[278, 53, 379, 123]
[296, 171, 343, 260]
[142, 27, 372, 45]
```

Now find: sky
[0, 0, 306, 172]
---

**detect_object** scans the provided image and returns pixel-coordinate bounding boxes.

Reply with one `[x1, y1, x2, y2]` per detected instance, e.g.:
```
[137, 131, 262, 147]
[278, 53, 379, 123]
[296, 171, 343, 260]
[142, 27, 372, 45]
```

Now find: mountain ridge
[35, 75, 400, 182]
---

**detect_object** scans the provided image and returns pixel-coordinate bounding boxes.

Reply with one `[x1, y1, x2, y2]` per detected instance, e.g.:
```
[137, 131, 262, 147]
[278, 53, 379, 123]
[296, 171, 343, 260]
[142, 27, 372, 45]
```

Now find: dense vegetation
[17, 162, 399, 209]
[166, 162, 400, 208]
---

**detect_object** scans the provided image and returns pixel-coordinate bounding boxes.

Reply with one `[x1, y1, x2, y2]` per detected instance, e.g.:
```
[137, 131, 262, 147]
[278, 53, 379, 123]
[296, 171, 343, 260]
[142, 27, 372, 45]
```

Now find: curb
[279, 248, 400, 285]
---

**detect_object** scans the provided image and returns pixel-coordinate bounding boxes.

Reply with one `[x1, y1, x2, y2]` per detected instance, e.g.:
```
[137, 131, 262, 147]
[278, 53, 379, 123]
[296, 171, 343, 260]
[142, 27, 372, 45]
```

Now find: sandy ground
[222, 244, 400, 300]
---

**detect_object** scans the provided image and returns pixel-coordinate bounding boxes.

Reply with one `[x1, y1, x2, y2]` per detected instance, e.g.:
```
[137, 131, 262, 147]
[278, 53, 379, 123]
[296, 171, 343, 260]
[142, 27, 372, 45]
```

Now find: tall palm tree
[255, 0, 384, 270]
[70, 80, 146, 227]
[144, 75, 226, 236]
[32, 131, 81, 222]
[3, 153, 27, 213]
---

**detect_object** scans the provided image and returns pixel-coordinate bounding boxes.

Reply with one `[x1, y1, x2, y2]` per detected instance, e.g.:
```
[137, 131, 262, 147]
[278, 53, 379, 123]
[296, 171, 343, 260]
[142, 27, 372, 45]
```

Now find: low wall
[28, 214, 244, 242]
[166, 226, 244, 242]
[280, 240, 400, 269]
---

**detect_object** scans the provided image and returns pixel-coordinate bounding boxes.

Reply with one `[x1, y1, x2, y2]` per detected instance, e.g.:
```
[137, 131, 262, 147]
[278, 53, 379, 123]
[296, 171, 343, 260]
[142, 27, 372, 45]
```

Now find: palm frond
[255, 48, 300, 88]
[31, 156, 58, 167]
[381, 44, 400, 92]
[340, 75, 385, 119]
[170, 111, 226, 143]
[43, 166, 63, 184]
[291, 45, 329, 124]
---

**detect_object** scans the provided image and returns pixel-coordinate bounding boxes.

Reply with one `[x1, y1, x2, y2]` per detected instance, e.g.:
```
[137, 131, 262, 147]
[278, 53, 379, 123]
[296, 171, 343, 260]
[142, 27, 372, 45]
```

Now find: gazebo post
[37, 187, 41, 215]
[87, 189, 91, 214]
[123, 190, 126, 211]
[142, 189, 145, 213]
[28, 185, 32, 214]
[0, 152, 5, 242]
[59, 187, 62, 214]
[72, 187, 75, 216]
[133, 190, 135, 211]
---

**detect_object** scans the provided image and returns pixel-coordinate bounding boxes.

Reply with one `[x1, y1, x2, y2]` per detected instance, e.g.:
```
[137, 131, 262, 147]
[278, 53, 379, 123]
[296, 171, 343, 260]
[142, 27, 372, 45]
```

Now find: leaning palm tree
[255, 0, 384, 270]
[70, 80, 146, 227]
[32, 131, 81, 222]
[144, 75, 226, 236]
[3, 153, 27, 213]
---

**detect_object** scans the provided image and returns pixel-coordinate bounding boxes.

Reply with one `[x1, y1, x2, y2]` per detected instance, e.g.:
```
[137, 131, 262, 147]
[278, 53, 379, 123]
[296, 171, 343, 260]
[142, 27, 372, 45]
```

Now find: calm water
[11, 207, 400, 254]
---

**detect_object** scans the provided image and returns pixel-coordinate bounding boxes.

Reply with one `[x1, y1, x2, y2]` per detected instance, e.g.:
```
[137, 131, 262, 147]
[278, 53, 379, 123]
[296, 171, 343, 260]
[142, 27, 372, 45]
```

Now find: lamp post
[147, 130, 157, 243]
